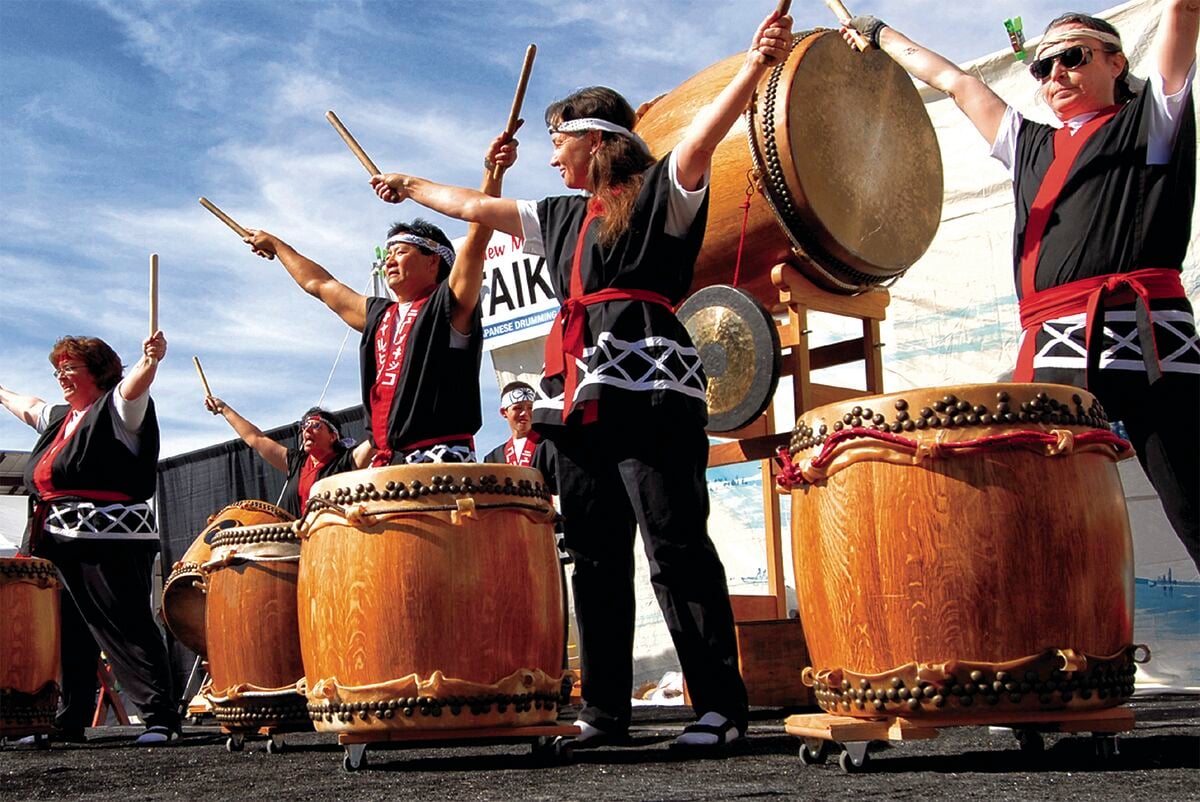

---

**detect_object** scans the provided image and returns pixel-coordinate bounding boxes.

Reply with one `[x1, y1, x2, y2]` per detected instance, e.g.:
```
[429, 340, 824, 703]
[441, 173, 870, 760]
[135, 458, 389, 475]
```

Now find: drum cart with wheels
[785, 706, 1135, 773]
[336, 723, 580, 771]
[221, 721, 311, 754]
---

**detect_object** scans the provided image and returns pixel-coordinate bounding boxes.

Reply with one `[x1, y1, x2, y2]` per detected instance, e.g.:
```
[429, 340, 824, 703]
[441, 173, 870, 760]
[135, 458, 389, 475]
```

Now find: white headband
[386, 233, 456, 268]
[1036, 27, 1122, 58]
[501, 386, 536, 408]
[550, 117, 652, 157]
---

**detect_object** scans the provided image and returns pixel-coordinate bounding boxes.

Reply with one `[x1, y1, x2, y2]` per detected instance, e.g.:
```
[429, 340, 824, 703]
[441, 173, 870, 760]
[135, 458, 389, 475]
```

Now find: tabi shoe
[669, 712, 746, 754]
[134, 725, 180, 745]
[556, 719, 631, 750]
[16, 726, 88, 746]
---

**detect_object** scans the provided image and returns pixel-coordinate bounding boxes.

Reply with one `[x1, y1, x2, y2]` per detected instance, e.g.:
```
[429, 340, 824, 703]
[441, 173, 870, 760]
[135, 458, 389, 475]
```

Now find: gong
[678, 285, 782, 433]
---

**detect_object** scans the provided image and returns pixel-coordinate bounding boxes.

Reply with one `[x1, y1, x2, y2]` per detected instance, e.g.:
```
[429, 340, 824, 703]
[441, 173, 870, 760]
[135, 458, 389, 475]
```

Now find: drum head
[757, 30, 943, 287]
[678, 285, 782, 433]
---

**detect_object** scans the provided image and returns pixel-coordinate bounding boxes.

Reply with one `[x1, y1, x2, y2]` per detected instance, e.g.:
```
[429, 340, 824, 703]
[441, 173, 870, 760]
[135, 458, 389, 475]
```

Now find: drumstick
[198, 197, 250, 238]
[825, 0, 870, 51]
[493, 44, 537, 180]
[776, 0, 791, 16]
[325, 110, 381, 175]
[192, 356, 213, 398]
[147, 253, 159, 366]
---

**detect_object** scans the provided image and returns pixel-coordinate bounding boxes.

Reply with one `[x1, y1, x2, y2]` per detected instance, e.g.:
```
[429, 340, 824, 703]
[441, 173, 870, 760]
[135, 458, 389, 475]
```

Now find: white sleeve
[665, 149, 709, 238]
[1146, 62, 1196, 165]
[110, 392, 146, 455]
[516, 200, 544, 256]
[989, 105, 1023, 176]
[35, 403, 52, 434]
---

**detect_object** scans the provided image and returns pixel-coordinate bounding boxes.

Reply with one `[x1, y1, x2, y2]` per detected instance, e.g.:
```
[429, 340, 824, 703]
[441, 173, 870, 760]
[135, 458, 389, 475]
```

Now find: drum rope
[731, 174, 756, 288]
[776, 426, 1133, 488]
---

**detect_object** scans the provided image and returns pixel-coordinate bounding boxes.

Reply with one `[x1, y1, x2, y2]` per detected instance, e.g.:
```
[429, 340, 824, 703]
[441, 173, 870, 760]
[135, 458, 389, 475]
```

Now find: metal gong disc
[678, 285, 782, 433]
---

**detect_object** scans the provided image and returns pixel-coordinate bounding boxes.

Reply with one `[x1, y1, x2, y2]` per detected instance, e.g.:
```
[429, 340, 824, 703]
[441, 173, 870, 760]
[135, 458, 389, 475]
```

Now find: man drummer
[482, 381, 557, 492]
[240, 137, 516, 464]
[843, 3, 1199, 566]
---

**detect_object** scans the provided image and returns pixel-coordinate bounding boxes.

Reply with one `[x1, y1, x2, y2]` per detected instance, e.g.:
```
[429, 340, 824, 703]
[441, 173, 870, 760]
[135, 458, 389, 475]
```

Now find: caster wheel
[343, 745, 368, 772]
[798, 740, 830, 765]
[1093, 735, 1118, 760]
[839, 748, 870, 773]
[225, 736, 243, 753]
[266, 736, 285, 754]
[1015, 729, 1045, 753]
[189, 716, 204, 727]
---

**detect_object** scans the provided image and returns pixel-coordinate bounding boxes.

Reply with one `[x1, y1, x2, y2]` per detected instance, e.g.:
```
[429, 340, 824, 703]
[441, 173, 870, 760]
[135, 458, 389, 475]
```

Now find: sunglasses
[301, 418, 329, 433]
[1029, 45, 1094, 81]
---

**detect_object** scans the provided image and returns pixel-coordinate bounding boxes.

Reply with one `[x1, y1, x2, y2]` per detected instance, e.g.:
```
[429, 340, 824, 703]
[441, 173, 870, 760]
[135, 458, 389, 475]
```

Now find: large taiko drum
[201, 520, 308, 733]
[636, 29, 943, 300]
[0, 558, 61, 738]
[161, 500, 292, 657]
[297, 464, 564, 734]
[780, 383, 1142, 722]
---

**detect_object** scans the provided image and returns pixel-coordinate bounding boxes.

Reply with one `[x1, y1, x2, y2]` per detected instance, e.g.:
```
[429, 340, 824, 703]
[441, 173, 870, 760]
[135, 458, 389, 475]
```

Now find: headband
[302, 413, 340, 437]
[386, 233, 456, 268]
[501, 386, 536, 408]
[549, 117, 652, 156]
[1036, 27, 1122, 58]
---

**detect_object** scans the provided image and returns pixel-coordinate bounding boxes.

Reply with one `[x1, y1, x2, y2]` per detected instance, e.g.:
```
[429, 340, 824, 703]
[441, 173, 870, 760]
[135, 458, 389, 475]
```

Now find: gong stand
[706, 261, 887, 706]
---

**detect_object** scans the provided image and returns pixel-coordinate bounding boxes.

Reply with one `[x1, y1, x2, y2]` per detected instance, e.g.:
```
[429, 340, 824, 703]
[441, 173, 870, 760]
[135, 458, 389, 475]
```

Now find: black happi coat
[280, 445, 356, 517]
[532, 155, 710, 429]
[359, 282, 483, 456]
[25, 388, 159, 501]
[1012, 87, 1195, 295]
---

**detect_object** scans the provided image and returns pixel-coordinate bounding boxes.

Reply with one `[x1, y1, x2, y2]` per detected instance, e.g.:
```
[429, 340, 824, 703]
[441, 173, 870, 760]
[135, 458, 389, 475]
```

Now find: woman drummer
[203, 398, 365, 517]
[368, 9, 794, 751]
[0, 333, 180, 743]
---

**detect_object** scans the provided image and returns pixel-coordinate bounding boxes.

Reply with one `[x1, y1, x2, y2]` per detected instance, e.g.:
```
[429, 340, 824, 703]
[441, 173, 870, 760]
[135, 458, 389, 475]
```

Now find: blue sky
[0, 0, 1113, 457]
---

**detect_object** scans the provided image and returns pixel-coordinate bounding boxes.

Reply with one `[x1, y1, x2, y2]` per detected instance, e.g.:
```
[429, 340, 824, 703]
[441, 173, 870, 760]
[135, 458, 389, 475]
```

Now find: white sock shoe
[672, 711, 742, 747]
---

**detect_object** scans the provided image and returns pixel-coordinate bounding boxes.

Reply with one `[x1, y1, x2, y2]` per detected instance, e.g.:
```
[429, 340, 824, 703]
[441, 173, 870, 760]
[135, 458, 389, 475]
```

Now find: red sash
[296, 453, 329, 509]
[1017, 105, 1122, 300]
[504, 431, 540, 467]
[543, 203, 674, 422]
[1015, 268, 1186, 382]
[370, 291, 433, 464]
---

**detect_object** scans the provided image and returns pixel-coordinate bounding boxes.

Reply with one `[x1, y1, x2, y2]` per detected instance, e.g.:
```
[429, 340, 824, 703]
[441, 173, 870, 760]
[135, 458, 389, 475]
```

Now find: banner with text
[454, 230, 559, 352]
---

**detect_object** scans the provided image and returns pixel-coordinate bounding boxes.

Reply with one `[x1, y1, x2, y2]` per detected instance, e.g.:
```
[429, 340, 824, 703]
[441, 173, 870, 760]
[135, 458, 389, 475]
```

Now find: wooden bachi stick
[148, 253, 159, 365]
[198, 196, 250, 238]
[325, 110, 381, 175]
[493, 44, 537, 180]
[192, 356, 213, 398]
[825, 0, 870, 51]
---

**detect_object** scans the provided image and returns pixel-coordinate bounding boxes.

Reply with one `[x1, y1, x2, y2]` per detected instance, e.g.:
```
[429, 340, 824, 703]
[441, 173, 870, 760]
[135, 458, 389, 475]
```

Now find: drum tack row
[5, 384, 1143, 771]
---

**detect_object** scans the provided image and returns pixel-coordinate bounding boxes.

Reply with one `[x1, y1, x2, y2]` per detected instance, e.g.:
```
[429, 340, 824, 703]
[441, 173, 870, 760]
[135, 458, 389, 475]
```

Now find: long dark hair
[1044, 13, 1135, 103]
[545, 86, 654, 246]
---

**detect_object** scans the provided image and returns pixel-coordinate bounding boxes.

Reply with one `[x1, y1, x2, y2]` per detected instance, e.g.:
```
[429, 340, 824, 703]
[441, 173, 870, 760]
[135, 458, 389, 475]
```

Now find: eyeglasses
[53, 364, 84, 379]
[301, 418, 330, 433]
[1029, 45, 1094, 81]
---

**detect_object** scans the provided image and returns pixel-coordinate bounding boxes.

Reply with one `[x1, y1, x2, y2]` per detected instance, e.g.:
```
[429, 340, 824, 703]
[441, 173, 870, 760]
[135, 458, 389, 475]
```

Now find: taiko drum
[161, 500, 292, 657]
[201, 521, 308, 733]
[0, 558, 61, 738]
[297, 464, 565, 734]
[781, 383, 1141, 721]
[635, 29, 942, 301]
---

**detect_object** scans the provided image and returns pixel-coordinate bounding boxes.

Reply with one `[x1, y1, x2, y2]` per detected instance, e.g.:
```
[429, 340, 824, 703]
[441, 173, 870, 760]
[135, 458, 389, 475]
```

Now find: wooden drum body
[162, 500, 292, 657]
[0, 558, 61, 738]
[297, 464, 564, 734]
[781, 384, 1140, 722]
[636, 29, 942, 300]
[201, 521, 308, 733]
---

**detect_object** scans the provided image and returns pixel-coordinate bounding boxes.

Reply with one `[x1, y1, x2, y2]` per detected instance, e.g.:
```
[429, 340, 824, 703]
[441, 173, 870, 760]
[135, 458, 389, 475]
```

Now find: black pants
[37, 536, 179, 731]
[1094, 370, 1199, 569]
[1036, 366, 1199, 569]
[550, 410, 748, 732]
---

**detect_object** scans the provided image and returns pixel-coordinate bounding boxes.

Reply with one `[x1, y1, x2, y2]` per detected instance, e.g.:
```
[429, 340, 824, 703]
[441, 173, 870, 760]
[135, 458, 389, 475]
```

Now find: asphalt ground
[2, 695, 1197, 801]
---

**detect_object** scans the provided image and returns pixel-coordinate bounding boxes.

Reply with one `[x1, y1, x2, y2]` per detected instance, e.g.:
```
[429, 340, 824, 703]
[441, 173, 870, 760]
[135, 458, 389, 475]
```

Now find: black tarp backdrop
[155, 404, 367, 692]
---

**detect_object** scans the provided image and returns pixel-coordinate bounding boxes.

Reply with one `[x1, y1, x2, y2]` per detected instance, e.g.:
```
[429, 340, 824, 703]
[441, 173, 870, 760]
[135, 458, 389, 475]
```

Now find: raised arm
[369, 173, 522, 238]
[448, 132, 518, 332]
[847, 17, 1008, 146]
[0, 384, 46, 429]
[203, 395, 289, 473]
[674, 10, 794, 190]
[1159, 0, 1200, 94]
[118, 331, 166, 402]
[243, 230, 369, 332]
